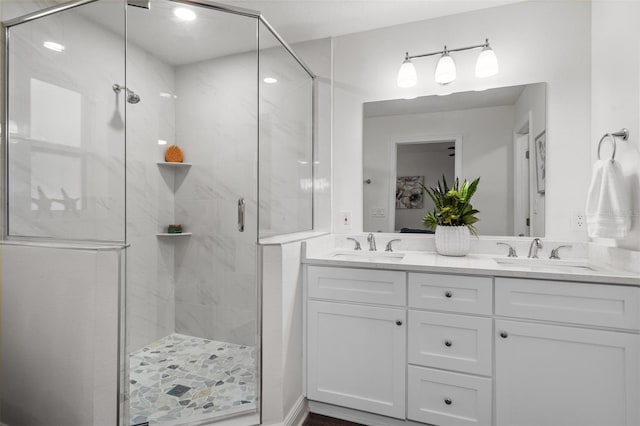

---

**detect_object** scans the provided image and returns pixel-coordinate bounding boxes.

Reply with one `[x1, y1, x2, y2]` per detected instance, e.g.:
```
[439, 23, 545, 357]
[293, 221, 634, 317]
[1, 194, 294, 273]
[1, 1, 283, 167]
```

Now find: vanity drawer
[408, 311, 492, 375]
[495, 278, 640, 329]
[407, 365, 492, 426]
[409, 273, 492, 314]
[307, 266, 406, 306]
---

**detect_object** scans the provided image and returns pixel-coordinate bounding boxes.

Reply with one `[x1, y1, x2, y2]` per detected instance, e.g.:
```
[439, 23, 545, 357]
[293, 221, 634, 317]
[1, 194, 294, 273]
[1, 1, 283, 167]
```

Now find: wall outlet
[573, 212, 585, 231]
[340, 211, 352, 228]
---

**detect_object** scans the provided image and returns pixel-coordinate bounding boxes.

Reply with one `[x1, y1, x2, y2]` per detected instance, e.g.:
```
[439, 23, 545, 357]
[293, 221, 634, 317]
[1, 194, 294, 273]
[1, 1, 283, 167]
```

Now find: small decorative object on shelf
[421, 175, 481, 257]
[164, 144, 184, 163]
[167, 224, 183, 234]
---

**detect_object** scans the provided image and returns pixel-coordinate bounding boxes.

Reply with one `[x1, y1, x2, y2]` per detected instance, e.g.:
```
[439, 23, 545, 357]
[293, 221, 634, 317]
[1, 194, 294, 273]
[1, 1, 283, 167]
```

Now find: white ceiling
[3, 0, 524, 66]
[222, 0, 524, 45]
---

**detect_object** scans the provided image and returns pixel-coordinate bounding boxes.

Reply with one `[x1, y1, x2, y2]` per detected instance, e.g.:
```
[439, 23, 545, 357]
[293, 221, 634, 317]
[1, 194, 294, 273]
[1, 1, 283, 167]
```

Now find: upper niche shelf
[157, 162, 192, 167]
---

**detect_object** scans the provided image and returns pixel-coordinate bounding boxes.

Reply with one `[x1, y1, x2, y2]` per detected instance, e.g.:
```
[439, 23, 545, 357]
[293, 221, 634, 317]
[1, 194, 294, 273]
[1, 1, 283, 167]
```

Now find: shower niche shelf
[157, 162, 192, 168]
[156, 232, 193, 237]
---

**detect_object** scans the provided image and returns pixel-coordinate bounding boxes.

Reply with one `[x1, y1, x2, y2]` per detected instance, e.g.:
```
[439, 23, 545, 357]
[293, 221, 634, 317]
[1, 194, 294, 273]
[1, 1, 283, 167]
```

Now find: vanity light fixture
[397, 38, 498, 87]
[43, 41, 65, 52]
[263, 77, 278, 84]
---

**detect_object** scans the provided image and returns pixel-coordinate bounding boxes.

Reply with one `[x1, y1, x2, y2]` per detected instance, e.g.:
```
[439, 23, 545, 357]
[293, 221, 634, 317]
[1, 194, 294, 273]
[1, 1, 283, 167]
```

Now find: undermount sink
[331, 251, 405, 262]
[493, 257, 597, 273]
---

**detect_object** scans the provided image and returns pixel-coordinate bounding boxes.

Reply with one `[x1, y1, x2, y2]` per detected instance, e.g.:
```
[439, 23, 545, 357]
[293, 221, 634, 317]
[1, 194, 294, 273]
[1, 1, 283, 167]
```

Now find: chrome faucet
[367, 233, 377, 251]
[528, 238, 543, 258]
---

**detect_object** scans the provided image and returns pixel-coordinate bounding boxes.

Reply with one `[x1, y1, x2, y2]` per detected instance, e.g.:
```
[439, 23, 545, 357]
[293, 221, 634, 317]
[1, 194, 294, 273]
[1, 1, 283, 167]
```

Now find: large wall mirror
[363, 82, 546, 237]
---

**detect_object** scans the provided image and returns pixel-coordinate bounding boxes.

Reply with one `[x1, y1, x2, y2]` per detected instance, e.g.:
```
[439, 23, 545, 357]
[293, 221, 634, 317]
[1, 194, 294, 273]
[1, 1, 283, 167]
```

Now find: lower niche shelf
[156, 232, 193, 237]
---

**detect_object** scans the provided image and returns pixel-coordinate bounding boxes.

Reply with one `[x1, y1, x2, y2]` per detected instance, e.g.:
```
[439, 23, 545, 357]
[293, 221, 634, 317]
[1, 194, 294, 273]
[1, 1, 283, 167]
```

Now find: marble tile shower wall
[6, 5, 126, 241]
[126, 40, 177, 351]
[258, 37, 314, 237]
[174, 52, 258, 347]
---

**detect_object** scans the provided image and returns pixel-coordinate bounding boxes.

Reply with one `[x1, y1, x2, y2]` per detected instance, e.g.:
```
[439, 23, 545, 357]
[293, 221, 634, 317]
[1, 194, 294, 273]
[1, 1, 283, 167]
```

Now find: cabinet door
[307, 300, 406, 419]
[495, 319, 640, 426]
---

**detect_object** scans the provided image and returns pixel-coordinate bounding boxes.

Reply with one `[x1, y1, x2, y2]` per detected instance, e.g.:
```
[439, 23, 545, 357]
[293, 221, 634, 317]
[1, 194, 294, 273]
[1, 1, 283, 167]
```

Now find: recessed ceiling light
[263, 77, 278, 84]
[173, 7, 196, 21]
[158, 139, 168, 145]
[43, 41, 65, 52]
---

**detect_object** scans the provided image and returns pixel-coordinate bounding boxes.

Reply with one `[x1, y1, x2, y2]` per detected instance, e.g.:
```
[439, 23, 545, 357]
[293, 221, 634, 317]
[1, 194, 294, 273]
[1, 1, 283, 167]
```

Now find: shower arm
[112, 83, 134, 96]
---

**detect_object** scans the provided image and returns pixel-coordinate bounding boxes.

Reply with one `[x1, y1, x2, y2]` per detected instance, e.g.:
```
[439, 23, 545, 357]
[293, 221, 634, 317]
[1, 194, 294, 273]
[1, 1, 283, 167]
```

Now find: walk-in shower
[0, 0, 314, 425]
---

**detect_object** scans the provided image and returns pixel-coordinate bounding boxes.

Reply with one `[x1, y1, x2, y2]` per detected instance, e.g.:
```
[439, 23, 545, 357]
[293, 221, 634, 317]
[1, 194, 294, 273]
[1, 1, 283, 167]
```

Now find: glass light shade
[475, 46, 499, 78]
[434, 53, 456, 85]
[397, 59, 417, 88]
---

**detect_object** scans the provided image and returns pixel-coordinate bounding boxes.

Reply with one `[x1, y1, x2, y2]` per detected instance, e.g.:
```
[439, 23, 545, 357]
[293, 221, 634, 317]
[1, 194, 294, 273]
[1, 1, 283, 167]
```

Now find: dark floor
[303, 413, 364, 426]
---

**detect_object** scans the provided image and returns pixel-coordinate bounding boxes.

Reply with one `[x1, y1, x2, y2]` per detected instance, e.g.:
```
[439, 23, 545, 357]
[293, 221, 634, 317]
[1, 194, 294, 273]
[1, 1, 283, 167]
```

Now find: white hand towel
[585, 159, 632, 238]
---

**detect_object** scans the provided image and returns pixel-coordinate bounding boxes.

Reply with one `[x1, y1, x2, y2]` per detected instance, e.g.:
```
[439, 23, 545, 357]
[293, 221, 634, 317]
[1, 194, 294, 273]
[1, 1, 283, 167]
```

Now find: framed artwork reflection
[535, 130, 546, 194]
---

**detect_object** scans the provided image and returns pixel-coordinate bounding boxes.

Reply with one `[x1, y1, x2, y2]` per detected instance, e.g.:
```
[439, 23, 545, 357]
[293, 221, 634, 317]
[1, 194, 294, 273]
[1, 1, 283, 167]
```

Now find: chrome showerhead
[112, 83, 141, 104]
[127, 92, 141, 104]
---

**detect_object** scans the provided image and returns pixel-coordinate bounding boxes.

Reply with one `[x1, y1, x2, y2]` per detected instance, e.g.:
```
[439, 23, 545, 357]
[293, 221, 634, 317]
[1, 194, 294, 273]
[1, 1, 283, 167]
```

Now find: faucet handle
[385, 239, 402, 252]
[346, 237, 361, 251]
[549, 245, 572, 259]
[496, 242, 517, 257]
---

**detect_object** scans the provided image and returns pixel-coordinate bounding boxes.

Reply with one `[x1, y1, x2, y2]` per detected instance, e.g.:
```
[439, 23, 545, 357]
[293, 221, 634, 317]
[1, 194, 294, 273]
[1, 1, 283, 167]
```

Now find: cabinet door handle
[444, 398, 452, 405]
[500, 331, 508, 339]
[395, 320, 403, 326]
[445, 291, 453, 298]
[444, 340, 452, 347]
[238, 198, 245, 232]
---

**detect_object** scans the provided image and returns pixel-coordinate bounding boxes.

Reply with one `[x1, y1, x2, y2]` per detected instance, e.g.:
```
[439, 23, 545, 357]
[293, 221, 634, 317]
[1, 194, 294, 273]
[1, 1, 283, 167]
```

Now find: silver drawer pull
[444, 340, 452, 347]
[445, 291, 453, 298]
[444, 397, 452, 405]
[238, 198, 245, 232]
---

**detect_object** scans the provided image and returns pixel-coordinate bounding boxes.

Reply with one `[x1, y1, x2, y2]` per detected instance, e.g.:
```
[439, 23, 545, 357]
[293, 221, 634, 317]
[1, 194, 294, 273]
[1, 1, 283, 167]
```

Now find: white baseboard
[285, 396, 308, 426]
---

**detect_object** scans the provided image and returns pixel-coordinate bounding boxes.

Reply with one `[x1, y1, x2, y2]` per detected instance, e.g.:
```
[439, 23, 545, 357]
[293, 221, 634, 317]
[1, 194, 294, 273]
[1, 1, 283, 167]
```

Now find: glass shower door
[124, 1, 259, 425]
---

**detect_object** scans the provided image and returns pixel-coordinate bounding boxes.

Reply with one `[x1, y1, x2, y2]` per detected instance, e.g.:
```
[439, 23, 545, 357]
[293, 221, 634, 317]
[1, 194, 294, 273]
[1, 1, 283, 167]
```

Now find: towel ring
[597, 128, 629, 162]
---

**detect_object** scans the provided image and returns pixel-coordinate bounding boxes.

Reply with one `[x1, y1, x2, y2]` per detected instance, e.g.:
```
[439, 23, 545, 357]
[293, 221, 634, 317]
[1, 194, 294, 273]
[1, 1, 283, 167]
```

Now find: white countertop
[302, 250, 640, 286]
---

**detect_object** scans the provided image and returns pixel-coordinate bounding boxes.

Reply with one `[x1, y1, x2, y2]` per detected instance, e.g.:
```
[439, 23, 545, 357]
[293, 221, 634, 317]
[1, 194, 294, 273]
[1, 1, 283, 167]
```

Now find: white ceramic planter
[435, 225, 471, 256]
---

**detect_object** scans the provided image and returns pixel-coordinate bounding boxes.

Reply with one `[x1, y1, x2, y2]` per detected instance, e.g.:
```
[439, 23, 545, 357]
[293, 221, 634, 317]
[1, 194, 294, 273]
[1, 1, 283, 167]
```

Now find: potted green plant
[420, 175, 480, 256]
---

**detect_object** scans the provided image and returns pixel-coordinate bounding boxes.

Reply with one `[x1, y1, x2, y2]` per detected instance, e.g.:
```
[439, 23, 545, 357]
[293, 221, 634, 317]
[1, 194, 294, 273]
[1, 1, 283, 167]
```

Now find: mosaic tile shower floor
[129, 333, 257, 425]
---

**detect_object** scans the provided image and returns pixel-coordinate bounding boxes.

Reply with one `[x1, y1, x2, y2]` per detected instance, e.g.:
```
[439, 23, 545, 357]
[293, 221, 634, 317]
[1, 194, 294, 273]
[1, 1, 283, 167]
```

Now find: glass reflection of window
[28, 78, 84, 212]
[30, 78, 82, 146]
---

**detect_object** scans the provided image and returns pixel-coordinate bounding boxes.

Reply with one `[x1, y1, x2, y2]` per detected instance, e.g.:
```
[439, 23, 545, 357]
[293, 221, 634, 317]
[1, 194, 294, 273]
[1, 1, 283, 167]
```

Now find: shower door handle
[238, 198, 245, 232]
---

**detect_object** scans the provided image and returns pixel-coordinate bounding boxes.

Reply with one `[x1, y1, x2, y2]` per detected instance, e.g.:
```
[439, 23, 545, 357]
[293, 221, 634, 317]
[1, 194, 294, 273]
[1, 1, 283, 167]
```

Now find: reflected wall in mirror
[363, 82, 546, 237]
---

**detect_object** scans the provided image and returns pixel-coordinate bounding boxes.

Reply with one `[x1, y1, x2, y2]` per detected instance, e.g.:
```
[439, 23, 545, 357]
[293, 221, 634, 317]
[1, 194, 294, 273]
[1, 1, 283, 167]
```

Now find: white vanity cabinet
[494, 278, 640, 426]
[306, 266, 407, 419]
[305, 265, 640, 426]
